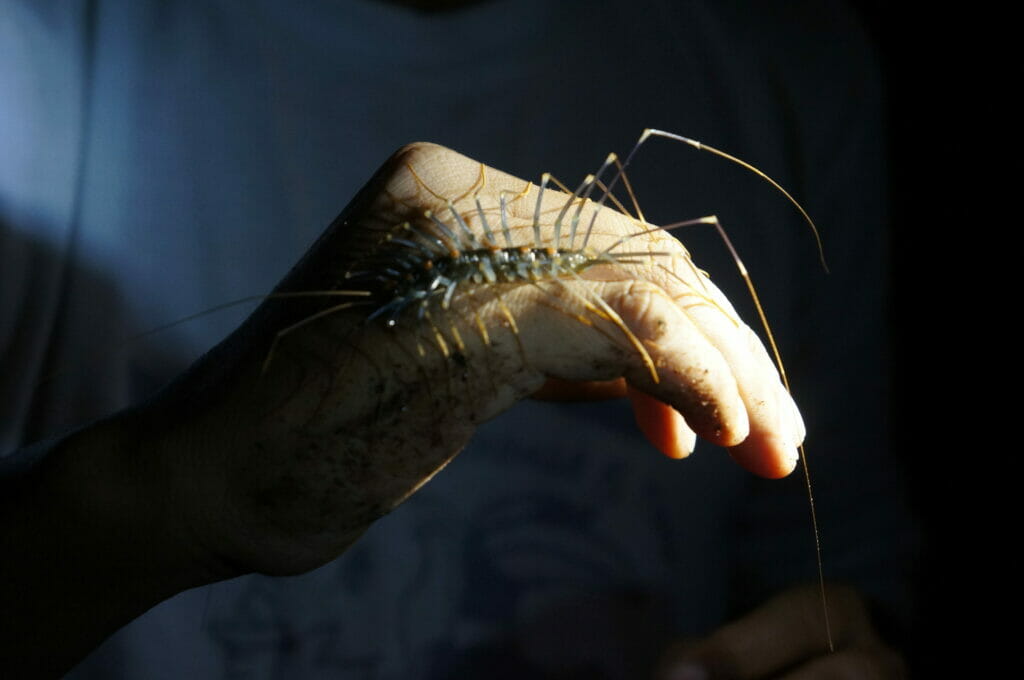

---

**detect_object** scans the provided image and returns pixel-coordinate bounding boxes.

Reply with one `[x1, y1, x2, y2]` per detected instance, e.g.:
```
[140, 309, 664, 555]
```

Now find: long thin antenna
[708, 216, 834, 653]
[613, 128, 835, 653]
[641, 129, 830, 273]
[632, 128, 835, 653]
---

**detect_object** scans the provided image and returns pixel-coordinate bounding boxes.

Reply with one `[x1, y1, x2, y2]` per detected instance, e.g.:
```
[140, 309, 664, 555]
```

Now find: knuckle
[607, 280, 671, 341]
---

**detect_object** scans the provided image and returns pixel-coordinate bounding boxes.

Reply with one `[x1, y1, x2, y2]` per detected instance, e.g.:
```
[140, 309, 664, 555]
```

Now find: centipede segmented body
[273, 143, 697, 389]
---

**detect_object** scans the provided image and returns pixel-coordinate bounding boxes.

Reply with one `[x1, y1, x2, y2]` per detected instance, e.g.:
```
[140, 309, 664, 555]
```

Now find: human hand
[135, 142, 804, 580]
[657, 585, 906, 679]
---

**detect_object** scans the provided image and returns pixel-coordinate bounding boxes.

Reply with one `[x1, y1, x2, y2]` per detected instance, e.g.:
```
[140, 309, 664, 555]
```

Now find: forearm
[0, 413, 215, 679]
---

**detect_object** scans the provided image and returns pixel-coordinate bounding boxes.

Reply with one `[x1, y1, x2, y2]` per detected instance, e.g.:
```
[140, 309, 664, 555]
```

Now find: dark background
[851, 5, 1016, 671]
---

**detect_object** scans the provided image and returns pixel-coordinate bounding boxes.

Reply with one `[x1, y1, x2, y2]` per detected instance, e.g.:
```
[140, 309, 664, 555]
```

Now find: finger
[659, 271, 803, 478]
[594, 279, 751, 449]
[722, 325, 803, 479]
[532, 378, 699, 459]
[627, 386, 697, 459]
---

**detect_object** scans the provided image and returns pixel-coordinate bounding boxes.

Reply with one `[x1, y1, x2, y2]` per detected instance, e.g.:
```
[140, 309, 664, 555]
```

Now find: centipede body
[270, 145, 698, 391]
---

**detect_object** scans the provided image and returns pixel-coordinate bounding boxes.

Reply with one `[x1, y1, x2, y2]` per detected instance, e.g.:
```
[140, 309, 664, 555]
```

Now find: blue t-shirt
[0, 1, 911, 678]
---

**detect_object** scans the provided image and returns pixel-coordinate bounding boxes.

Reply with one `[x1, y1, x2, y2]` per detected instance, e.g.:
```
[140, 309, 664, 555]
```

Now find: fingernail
[665, 663, 709, 680]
